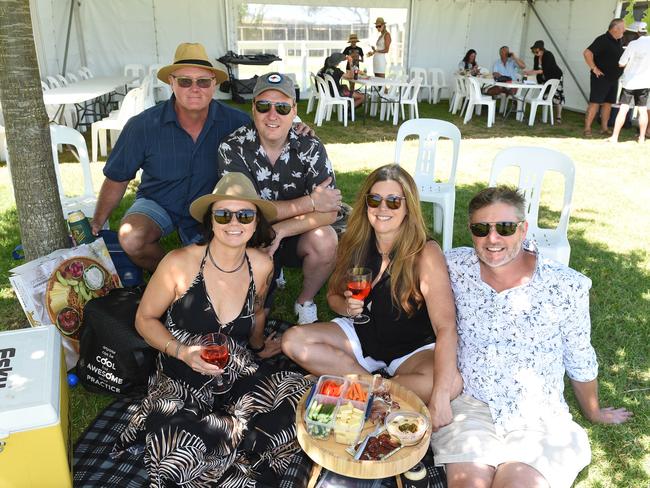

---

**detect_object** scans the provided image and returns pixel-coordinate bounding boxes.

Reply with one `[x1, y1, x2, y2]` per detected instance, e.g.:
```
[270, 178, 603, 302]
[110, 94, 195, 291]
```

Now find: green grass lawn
[0, 98, 648, 487]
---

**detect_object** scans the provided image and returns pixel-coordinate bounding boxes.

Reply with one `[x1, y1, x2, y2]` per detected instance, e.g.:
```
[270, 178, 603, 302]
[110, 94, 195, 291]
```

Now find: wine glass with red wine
[346, 267, 372, 325]
[200, 332, 230, 393]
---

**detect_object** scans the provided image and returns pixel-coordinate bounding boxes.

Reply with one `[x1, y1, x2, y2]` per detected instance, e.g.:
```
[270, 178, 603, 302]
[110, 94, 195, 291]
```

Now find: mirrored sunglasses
[171, 75, 215, 89]
[213, 209, 257, 225]
[365, 193, 405, 210]
[469, 221, 523, 237]
[254, 100, 294, 116]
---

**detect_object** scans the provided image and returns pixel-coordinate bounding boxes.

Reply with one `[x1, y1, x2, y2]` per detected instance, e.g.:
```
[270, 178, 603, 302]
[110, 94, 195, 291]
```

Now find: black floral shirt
[217, 124, 335, 202]
[445, 243, 598, 434]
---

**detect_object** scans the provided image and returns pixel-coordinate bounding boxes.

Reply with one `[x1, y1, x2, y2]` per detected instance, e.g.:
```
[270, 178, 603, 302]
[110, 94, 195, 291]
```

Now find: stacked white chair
[44, 77, 77, 127]
[394, 118, 461, 251]
[463, 77, 495, 127]
[149, 64, 172, 102]
[78, 66, 94, 79]
[124, 64, 146, 89]
[91, 87, 144, 162]
[429, 68, 449, 104]
[488, 146, 575, 265]
[49, 124, 97, 218]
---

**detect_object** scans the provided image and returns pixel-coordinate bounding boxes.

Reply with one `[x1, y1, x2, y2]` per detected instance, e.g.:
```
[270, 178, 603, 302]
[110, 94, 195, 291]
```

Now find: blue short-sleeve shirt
[103, 96, 250, 237]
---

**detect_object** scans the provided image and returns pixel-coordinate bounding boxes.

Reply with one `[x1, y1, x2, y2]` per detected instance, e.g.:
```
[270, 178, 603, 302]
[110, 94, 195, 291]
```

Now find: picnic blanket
[73, 397, 446, 488]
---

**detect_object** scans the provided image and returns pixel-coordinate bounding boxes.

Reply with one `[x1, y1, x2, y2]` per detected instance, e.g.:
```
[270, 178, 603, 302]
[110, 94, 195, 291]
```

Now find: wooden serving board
[296, 374, 432, 479]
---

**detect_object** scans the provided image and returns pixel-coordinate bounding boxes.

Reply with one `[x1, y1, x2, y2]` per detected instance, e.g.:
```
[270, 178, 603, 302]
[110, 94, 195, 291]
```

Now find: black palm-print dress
[112, 249, 311, 487]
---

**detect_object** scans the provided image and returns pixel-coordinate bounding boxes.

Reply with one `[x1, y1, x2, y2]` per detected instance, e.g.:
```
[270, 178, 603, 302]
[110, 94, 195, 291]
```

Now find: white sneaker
[295, 301, 318, 324]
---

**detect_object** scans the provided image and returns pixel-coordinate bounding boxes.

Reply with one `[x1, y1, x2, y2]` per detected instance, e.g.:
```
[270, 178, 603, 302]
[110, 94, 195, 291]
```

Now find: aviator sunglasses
[213, 209, 257, 225]
[365, 193, 406, 210]
[171, 75, 215, 89]
[469, 221, 524, 237]
[254, 100, 294, 116]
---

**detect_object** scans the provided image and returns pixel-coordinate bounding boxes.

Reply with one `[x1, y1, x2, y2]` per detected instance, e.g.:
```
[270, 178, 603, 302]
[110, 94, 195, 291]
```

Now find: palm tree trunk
[0, 0, 69, 259]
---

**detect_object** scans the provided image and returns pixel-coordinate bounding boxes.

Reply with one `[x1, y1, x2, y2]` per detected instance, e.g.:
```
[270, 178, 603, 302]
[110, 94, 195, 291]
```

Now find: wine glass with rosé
[200, 332, 230, 393]
[346, 267, 373, 325]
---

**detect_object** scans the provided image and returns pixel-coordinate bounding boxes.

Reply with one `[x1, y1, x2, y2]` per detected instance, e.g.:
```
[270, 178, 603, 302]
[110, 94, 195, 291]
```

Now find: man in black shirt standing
[583, 18, 625, 136]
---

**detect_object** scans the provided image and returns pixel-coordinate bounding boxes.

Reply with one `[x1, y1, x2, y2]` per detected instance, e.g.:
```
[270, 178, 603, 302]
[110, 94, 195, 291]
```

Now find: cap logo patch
[268, 74, 282, 83]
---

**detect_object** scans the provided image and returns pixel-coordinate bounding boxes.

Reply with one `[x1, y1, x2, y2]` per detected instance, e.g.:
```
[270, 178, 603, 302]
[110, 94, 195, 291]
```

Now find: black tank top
[160, 247, 256, 389]
[354, 240, 435, 364]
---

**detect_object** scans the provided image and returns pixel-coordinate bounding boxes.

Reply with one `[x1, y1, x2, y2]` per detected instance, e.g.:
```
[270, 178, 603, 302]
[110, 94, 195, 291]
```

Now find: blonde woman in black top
[282, 164, 462, 430]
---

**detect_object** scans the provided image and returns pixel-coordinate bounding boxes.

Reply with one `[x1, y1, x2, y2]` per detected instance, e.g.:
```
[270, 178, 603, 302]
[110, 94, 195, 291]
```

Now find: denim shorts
[124, 198, 202, 245]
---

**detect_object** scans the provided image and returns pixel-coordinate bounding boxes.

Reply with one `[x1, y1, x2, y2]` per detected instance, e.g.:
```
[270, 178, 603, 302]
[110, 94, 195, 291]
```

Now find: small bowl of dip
[384, 411, 428, 446]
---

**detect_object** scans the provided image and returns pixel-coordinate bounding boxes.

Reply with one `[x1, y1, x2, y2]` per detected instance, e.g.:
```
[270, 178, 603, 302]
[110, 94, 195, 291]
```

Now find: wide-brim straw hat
[375, 17, 386, 26]
[189, 172, 277, 223]
[347, 34, 360, 43]
[157, 42, 228, 85]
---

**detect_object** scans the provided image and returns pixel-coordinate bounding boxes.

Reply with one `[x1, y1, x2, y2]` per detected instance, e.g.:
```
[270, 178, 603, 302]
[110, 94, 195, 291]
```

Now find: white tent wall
[523, 0, 619, 111]
[29, 0, 622, 112]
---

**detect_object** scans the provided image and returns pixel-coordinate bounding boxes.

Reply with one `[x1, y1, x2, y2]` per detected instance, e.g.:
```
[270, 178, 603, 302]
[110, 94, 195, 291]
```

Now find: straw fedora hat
[157, 42, 228, 85]
[347, 34, 360, 43]
[189, 172, 277, 223]
[375, 17, 386, 26]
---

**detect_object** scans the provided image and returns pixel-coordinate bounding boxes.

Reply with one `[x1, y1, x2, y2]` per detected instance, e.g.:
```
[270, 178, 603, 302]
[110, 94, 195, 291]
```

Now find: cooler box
[0, 326, 71, 488]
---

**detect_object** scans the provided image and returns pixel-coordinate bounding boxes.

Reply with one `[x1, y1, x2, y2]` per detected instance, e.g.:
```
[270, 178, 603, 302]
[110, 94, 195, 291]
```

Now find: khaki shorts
[431, 395, 591, 488]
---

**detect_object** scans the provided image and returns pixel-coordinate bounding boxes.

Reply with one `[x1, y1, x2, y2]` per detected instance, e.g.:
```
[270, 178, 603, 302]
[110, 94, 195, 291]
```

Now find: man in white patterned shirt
[432, 186, 631, 488]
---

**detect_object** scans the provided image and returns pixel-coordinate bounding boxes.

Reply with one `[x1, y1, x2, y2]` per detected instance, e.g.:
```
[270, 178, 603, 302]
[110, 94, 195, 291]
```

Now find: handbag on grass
[77, 286, 155, 396]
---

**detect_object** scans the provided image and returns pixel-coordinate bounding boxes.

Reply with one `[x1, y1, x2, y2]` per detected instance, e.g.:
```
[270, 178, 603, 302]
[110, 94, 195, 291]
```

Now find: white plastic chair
[41, 80, 50, 91]
[49, 124, 97, 218]
[139, 73, 156, 110]
[394, 119, 461, 251]
[409, 67, 433, 103]
[383, 79, 421, 125]
[124, 64, 145, 89]
[306, 72, 320, 115]
[488, 147, 575, 265]
[463, 78, 496, 128]
[429, 68, 450, 104]
[55, 75, 69, 87]
[149, 64, 172, 102]
[450, 75, 468, 115]
[46, 76, 62, 89]
[524, 79, 560, 126]
[324, 74, 355, 122]
[314, 76, 349, 127]
[387, 64, 404, 80]
[91, 87, 143, 162]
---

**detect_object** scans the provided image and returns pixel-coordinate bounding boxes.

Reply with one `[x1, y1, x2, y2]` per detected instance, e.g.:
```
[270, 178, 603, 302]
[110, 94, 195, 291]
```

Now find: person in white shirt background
[432, 186, 632, 488]
[609, 21, 650, 143]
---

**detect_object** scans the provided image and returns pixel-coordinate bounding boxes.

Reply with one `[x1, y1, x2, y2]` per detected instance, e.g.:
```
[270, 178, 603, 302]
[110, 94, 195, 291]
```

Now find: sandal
[583, 129, 592, 137]
[600, 128, 612, 135]
[555, 117, 562, 125]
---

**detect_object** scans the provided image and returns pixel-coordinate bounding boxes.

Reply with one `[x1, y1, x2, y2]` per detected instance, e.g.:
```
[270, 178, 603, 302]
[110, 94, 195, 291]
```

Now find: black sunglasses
[170, 75, 215, 89]
[213, 209, 257, 225]
[366, 193, 405, 210]
[254, 100, 294, 116]
[469, 221, 523, 237]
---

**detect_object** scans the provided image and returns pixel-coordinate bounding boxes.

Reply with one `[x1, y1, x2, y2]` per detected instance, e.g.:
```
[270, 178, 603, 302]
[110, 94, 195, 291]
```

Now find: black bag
[77, 286, 156, 396]
[495, 75, 512, 82]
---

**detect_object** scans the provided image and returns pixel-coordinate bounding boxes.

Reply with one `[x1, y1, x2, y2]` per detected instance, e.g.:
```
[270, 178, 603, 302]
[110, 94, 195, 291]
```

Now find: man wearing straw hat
[92, 42, 253, 272]
[218, 72, 340, 324]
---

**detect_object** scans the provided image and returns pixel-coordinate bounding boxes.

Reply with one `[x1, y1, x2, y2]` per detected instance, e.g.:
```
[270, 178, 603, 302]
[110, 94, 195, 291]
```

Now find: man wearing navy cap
[217, 72, 341, 324]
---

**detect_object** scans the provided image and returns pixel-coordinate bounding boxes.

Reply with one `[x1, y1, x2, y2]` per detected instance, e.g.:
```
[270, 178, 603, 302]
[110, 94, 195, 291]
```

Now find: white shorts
[332, 316, 435, 376]
[431, 394, 591, 488]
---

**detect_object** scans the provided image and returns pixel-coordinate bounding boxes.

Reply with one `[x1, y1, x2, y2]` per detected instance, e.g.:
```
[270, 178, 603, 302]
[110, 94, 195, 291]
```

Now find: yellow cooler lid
[0, 326, 62, 436]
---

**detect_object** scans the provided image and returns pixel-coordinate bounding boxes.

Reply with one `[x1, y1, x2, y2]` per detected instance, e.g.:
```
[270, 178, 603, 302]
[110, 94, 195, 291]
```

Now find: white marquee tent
[30, 0, 622, 112]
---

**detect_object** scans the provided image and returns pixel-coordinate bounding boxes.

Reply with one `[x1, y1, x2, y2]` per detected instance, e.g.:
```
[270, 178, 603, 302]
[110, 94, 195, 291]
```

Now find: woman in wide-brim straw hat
[368, 16, 391, 77]
[113, 172, 312, 485]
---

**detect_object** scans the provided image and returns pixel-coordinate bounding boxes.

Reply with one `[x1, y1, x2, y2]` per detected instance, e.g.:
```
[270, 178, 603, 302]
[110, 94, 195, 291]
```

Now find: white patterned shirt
[445, 245, 598, 434]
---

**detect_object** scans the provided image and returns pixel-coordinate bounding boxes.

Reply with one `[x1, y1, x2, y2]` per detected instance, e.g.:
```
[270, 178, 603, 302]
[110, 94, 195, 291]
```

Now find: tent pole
[61, 0, 75, 76]
[406, 0, 415, 73]
[527, 0, 588, 104]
